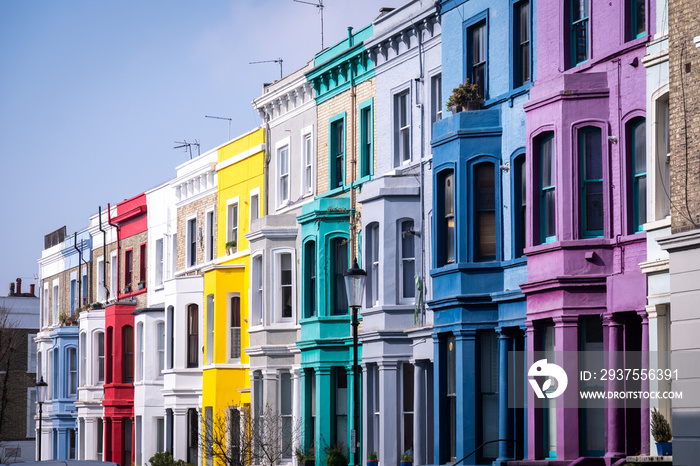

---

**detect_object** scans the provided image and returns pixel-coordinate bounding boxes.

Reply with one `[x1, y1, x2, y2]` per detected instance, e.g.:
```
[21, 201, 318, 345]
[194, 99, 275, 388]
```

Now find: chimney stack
[16, 278, 22, 295]
[9, 282, 15, 296]
[30, 284, 36, 296]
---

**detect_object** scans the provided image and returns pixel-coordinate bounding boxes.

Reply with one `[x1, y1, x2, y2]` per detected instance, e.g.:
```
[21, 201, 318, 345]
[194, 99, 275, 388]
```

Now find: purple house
[520, 0, 653, 462]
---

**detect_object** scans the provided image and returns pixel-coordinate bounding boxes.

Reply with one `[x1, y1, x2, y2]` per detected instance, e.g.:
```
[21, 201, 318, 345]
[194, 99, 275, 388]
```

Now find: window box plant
[91, 302, 104, 310]
[226, 240, 237, 255]
[651, 407, 672, 456]
[295, 447, 315, 466]
[446, 79, 483, 114]
[400, 453, 413, 466]
[368, 451, 378, 466]
[325, 444, 348, 466]
[138, 280, 145, 290]
[125, 284, 132, 293]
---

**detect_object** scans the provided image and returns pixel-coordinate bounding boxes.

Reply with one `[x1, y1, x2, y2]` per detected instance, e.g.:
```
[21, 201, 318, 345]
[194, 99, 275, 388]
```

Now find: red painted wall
[114, 193, 148, 239]
[103, 302, 136, 466]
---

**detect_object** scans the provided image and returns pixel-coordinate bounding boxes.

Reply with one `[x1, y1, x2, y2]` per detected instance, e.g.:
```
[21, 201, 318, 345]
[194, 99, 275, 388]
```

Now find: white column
[378, 362, 399, 466]
[413, 361, 425, 465]
[292, 367, 302, 466]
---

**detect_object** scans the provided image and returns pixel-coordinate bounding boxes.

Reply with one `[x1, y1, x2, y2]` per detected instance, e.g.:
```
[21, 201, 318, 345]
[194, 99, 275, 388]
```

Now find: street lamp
[344, 258, 366, 466]
[36, 376, 48, 461]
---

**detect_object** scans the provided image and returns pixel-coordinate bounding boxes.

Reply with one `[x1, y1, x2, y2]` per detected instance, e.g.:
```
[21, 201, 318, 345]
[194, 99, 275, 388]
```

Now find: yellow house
[202, 127, 265, 464]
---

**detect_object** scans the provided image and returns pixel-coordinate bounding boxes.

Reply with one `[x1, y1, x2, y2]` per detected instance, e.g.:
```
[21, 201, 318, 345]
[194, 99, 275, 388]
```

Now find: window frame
[470, 159, 500, 262]
[394, 87, 411, 167]
[228, 293, 242, 361]
[465, 11, 489, 100]
[186, 215, 197, 268]
[95, 330, 105, 385]
[155, 239, 164, 287]
[651, 89, 671, 221]
[301, 125, 315, 197]
[511, 152, 527, 258]
[399, 220, 416, 303]
[628, 0, 646, 41]
[329, 112, 347, 190]
[186, 304, 199, 368]
[226, 198, 240, 254]
[273, 249, 295, 323]
[303, 240, 316, 319]
[330, 236, 349, 316]
[277, 140, 291, 207]
[436, 168, 457, 266]
[67, 346, 78, 396]
[537, 133, 556, 244]
[365, 223, 380, 308]
[627, 117, 647, 233]
[139, 242, 147, 286]
[430, 71, 443, 134]
[205, 208, 215, 263]
[250, 252, 264, 327]
[512, 0, 531, 88]
[570, 0, 590, 67]
[577, 125, 605, 238]
[249, 188, 260, 228]
[123, 326, 134, 383]
[359, 98, 374, 179]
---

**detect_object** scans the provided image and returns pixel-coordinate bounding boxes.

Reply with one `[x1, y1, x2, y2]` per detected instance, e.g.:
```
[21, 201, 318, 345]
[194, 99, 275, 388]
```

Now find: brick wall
[120, 231, 148, 308]
[176, 192, 218, 273]
[669, 0, 700, 233]
[0, 327, 35, 441]
[91, 241, 117, 304]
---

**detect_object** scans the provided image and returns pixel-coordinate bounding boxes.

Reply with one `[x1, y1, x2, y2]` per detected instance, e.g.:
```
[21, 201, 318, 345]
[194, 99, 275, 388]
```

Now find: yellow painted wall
[202, 127, 264, 464]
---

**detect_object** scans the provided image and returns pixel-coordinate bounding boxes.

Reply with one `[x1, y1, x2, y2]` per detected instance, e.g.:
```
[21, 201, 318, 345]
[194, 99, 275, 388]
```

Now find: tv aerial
[174, 140, 200, 160]
[249, 58, 284, 80]
[293, 0, 325, 50]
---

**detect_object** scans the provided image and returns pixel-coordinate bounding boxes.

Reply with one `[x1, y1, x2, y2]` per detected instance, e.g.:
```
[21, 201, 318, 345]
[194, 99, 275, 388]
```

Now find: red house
[103, 194, 148, 466]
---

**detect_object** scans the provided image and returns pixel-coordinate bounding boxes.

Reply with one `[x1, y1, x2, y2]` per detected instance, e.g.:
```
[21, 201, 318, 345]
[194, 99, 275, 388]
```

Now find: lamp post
[36, 376, 48, 461]
[344, 258, 366, 466]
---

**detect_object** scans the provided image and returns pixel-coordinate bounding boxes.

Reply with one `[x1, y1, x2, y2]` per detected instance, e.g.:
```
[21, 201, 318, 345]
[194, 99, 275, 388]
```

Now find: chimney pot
[16, 278, 22, 295]
[9, 282, 15, 296]
[30, 284, 36, 296]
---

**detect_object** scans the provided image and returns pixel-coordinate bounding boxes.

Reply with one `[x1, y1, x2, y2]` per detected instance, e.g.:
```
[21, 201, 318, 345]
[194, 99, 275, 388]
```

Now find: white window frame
[227, 197, 240, 254]
[186, 214, 198, 268]
[650, 86, 671, 222]
[156, 321, 165, 377]
[430, 71, 442, 133]
[110, 250, 118, 300]
[81, 266, 88, 307]
[42, 284, 49, 328]
[250, 252, 264, 327]
[52, 279, 59, 326]
[27, 333, 37, 373]
[95, 330, 105, 385]
[79, 332, 87, 386]
[136, 322, 144, 382]
[249, 187, 261, 230]
[399, 219, 416, 304]
[366, 223, 380, 308]
[97, 256, 106, 301]
[276, 138, 291, 208]
[205, 208, 215, 263]
[301, 125, 314, 197]
[27, 388, 37, 438]
[273, 248, 296, 323]
[227, 292, 242, 362]
[68, 347, 77, 396]
[394, 86, 412, 166]
[154, 240, 164, 287]
[70, 273, 77, 313]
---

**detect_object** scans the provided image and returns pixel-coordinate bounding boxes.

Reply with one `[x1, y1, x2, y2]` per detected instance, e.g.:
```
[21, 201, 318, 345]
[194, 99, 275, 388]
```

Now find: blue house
[429, 0, 534, 464]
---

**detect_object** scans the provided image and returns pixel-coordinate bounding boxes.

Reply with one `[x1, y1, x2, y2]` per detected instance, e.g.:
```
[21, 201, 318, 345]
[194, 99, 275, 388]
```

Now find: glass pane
[573, 0, 587, 22]
[583, 129, 602, 180]
[541, 138, 554, 187]
[401, 222, 414, 258]
[545, 189, 556, 238]
[637, 176, 647, 226]
[444, 173, 454, 215]
[520, 2, 530, 43]
[634, 122, 646, 174]
[634, 0, 645, 36]
[403, 259, 415, 298]
[574, 21, 588, 63]
[586, 181, 604, 231]
[479, 212, 497, 259]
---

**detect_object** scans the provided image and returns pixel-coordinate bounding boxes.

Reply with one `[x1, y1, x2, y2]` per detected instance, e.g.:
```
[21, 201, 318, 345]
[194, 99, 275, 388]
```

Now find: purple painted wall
[520, 0, 654, 462]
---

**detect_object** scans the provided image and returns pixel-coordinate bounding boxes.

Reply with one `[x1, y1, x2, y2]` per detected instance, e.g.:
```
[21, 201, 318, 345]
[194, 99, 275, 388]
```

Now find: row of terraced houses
[27, 0, 700, 465]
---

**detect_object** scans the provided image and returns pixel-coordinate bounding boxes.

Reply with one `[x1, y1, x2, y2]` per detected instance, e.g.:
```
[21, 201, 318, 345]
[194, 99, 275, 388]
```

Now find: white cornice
[215, 144, 265, 171]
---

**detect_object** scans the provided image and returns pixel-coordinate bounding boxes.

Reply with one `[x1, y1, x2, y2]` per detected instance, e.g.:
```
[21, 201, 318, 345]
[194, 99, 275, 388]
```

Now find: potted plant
[651, 407, 672, 456]
[58, 311, 69, 326]
[367, 451, 378, 466]
[226, 240, 237, 255]
[91, 302, 104, 310]
[446, 79, 483, 114]
[400, 453, 413, 466]
[125, 283, 132, 293]
[138, 280, 146, 290]
[325, 444, 348, 466]
[295, 447, 315, 466]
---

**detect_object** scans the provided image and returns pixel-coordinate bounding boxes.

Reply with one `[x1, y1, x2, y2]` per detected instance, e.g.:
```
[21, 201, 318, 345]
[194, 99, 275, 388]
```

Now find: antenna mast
[249, 59, 284, 80]
[174, 140, 200, 160]
[205, 115, 232, 140]
[293, 0, 324, 50]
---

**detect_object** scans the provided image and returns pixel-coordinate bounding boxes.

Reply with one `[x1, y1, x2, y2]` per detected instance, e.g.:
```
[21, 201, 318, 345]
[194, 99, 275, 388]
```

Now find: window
[629, 118, 647, 232]
[277, 253, 293, 320]
[331, 238, 348, 315]
[80, 333, 86, 386]
[360, 99, 373, 178]
[27, 334, 37, 373]
[571, 0, 589, 66]
[446, 334, 457, 461]
[27, 388, 36, 438]
[539, 134, 556, 243]
[97, 256, 106, 301]
[230, 295, 241, 360]
[330, 116, 345, 189]
[156, 417, 165, 453]
[395, 90, 411, 166]
[514, 1, 530, 86]
[474, 163, 497, 261]
[82, 269, 88, 306]
[227, 202, 239, 252]
[208, 293, 215, 365]
[123, 418, 132, 466]
[42, 284, 48, 328]
[155, 239, 163, 286]
[37, 351, 42, 382]
[366, 224, 379, 307]
[187, 408, 198, 465]
[106, 327, 113, 384]
[304, 241, 316, 318]
[96, 331, 105, 384]
[281, 372, 293, 457]
[303, 131, 314, 195]
[135, 416, 142, 466]
[629, 0, 646, 40]
[251, 255, 263, 326]
[250, 193, 259, 225]
[187, 304, 199, 368]
[469, 20, 487, 98]
[205, 211, 215, 262]
[402, 363, 414, 453]
[655, 94, 671, 219]
[513, 155, 527, 257]
[400, 221, 416, 300]
[170, 234, 177, 276]
[125, 249, 133, 290]
[431, 73, 442, 131]
[139, 243, 146, 285]
[124, 326, 134, 383]
[97, 418, 104, 461]
[69, 428, 76, 459]
[136, 323, 143, 381]
[110, 251, 117, 298]
[334, 368, 348, 445]
[68, 347, 77, 396]
[187, 217, 197, 267]
[278, 144, 290, 205]
[70, 277, 77, 313]
[52, 281, 59, 324]
[167, 307, 174, 370]
[157, 322, 165, 376]
[580, 127, 604, 237]
[438, 170, 456, 265]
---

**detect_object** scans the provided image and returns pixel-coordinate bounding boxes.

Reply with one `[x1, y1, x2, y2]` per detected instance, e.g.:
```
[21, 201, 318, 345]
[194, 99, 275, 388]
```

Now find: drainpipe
[348, 26, 358, 258]
[107, 203, 120, 301]
[264, 119, 271, 217]
[99, 206, 110, 301]
[417, 20, 427, 326]
[73, 232, 82, 312]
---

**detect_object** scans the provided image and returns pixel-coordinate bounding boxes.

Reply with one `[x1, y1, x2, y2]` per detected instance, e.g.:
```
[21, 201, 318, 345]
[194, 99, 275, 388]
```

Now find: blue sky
[0, 0, 406, 295]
